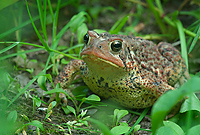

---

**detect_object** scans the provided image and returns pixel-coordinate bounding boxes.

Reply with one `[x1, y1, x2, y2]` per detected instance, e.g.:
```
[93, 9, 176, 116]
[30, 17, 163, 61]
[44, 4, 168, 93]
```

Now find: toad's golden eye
[83, 33, 89, 45]
[111, 40, 122, 52]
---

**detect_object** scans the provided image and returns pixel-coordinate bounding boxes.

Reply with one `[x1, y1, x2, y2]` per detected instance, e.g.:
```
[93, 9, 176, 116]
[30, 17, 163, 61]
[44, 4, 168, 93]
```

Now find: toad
[55, 31, 190, 108]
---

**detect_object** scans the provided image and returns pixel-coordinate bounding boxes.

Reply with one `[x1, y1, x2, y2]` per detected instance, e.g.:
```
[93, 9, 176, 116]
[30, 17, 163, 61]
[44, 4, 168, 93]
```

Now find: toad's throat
[81, 54, 121, 69]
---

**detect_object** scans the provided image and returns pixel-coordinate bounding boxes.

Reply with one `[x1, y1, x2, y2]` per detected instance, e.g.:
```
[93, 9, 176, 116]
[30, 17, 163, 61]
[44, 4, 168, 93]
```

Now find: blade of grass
[63, 44, 84, 53]
[0, 41, 79, 60]
[164, 16, 200, 40]
[188, 24, 200, 53]
[175, 20, 188, 69]
[7, 64, 53, 107]
[0, 48, 43, 60]
[54, 11, 90, 47]
[146, 0, 166, 34]
[36, 0, 48, 42]
[15, 1, 23, 42]
[155, 0, 164, 14]
[45, 0, 61, 74]
[125, 108, 150, 135]
[25, 0, 50, 52]
[109, 16, 129, 34]
[47, 0, 54, 19]
[0, 42, 19, 54]
[51, 0, 61, 49]
[0, 16, 40, 39]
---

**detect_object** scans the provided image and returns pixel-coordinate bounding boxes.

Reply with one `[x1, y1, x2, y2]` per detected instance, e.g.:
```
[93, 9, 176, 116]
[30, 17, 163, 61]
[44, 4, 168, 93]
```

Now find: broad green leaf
[85, 94, 101, 101]
[7, 110, 17, 123]
[87, 118, 113, 135]
[116, 110, 129, 125]
[133, 124, 141, 133]
[163, 121, 184, 135]
[44, 88, 65, 95]
[62, 106, 71, 115]
[37, 76, 47, 91]
[77, 23, 88, 44]
[156, 126, 177, 135]
[49, 101, 57, 110]
[151, 76, 200, 134]
[0, 71, 10, 92]
[43, 74, 54, 87]
[69, 11, 88, 33]
[26, 120, 44, 131]
[186, 124, 200, 135]
[80, 120, 89, 127]
[33, 97, 41, 107]
[180, 93, 200, 113]
[113, 109, 119, 124]
[67, 105, 76, 116]
[72, 85, 88, 97]
[110, 125, 130, 135]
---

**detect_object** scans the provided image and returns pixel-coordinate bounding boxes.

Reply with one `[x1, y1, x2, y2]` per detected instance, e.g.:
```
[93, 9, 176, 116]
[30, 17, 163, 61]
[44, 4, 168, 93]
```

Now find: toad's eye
[83, 33, 89, 44]
[111, 40, 122, 52]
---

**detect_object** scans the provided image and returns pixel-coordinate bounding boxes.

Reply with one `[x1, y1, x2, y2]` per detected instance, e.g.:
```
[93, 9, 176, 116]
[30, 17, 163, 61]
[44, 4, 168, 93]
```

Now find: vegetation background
[0, 0, 200, 134]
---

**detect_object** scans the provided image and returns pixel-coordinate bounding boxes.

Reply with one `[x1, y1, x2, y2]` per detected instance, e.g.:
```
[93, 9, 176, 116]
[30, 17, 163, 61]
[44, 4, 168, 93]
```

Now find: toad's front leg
[55, 59, 85, 88]
[51, 59, 86, 105]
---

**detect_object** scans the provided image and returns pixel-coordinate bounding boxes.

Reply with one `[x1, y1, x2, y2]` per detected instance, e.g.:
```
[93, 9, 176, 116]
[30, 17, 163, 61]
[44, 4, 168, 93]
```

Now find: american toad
[55, 31, 190, 108]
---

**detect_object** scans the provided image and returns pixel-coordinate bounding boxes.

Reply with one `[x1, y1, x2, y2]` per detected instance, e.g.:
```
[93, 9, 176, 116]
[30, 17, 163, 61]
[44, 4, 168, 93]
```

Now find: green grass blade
[0, 48, 43, 60]
[125, 108, 149, 135]
[155, 0, 164, 14]
[188, 24, 200, 54]
[163, 16, 200, 39]
[0, 41, 79, 60]
[51, 0, 61, 49]
[7, 65, 53, 107]
[175, 20, 188, 69]
[25, 0, 50, 52]
[146, 0, 166, 34]
[109, 16, 129, 34]
[0, 42, 18, 54]
[47, 0, 54, 20]
[0, 16, 39, 39]
[36, 0, 48, 41]
[44, 0, 61, 73]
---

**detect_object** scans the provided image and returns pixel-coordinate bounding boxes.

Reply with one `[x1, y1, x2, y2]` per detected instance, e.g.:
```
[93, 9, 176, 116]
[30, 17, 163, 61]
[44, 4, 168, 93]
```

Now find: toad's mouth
[81, 54, 122, 69]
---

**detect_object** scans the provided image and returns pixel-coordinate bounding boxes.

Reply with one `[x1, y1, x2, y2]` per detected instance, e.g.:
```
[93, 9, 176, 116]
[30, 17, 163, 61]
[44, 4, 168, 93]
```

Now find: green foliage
[109, 16, 129, 34]
[16, 114, 44, 134]
[32, 96, 42, 114]
[7, 110, 18, 124]
[45, 101, 57, 120]
[113, 109, 129, 126]
[152, 76, 200, 134]
[0, 0, 200, 134]
[0, 0, 18, 10]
